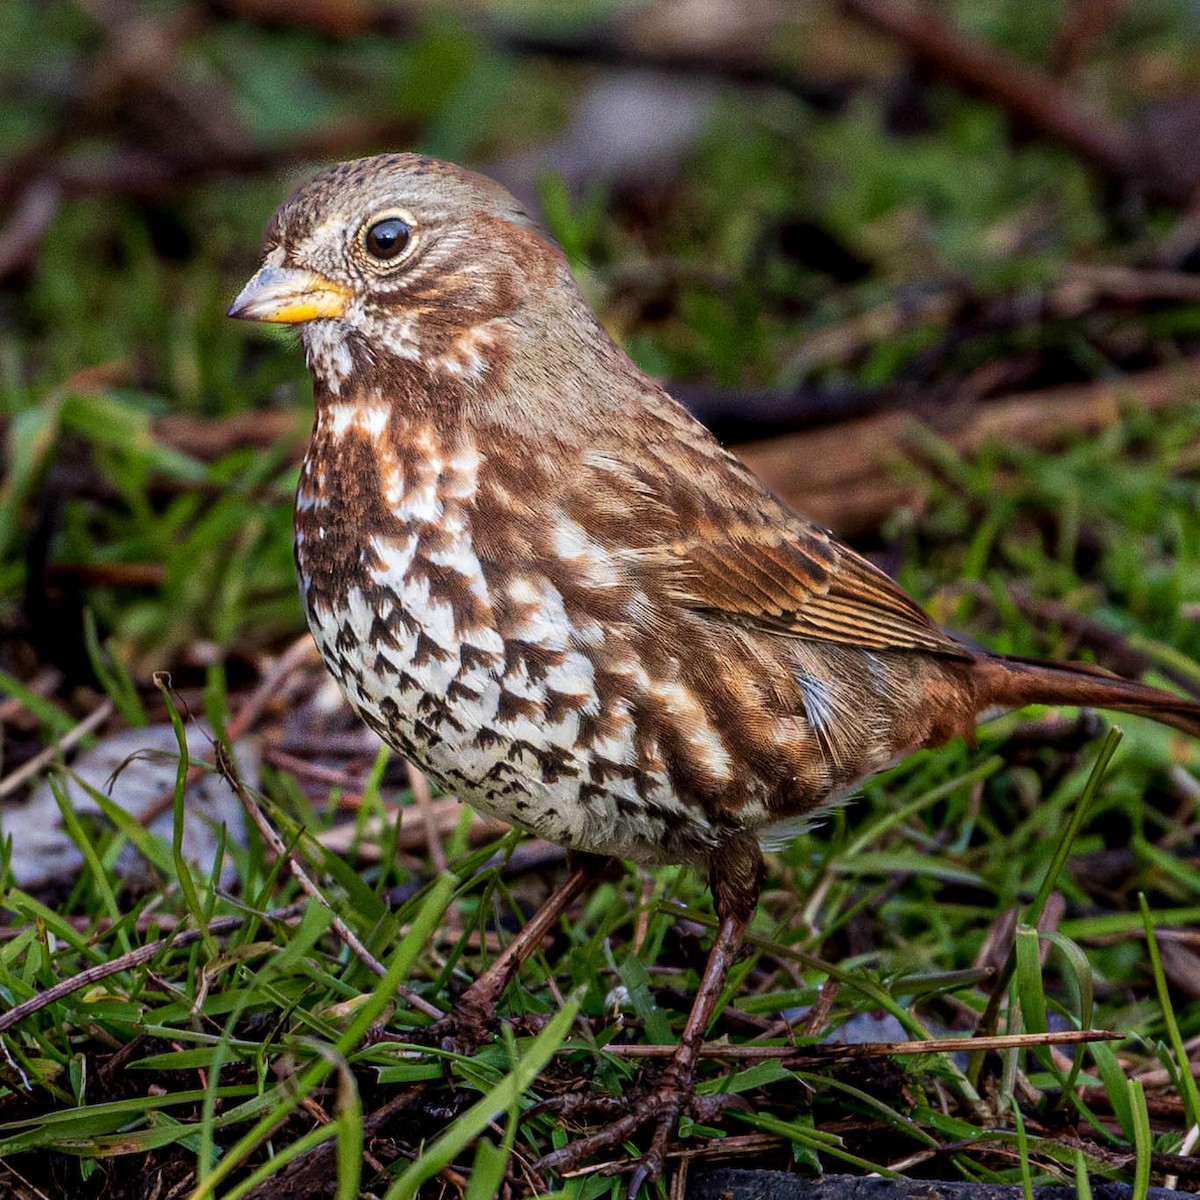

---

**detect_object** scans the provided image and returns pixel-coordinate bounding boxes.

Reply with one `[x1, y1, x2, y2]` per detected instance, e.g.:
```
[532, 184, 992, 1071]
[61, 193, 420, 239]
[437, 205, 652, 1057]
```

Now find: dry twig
[212, 741, 444, 1020]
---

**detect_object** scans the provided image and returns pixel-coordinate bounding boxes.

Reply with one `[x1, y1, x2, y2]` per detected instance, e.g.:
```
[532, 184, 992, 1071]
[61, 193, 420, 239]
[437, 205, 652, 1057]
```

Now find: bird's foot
[364, 993, 498, 1055]
[534, 1079, 739, 1196]
[427, 1012, 489, 1057]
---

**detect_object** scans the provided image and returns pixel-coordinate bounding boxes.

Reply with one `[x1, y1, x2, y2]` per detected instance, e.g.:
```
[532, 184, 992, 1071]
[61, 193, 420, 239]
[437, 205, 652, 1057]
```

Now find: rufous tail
[975, 654, 1200, 739]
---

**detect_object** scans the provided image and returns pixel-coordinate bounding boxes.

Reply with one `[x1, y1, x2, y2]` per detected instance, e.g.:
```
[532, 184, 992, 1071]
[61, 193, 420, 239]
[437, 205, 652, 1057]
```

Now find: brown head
[228, 153, 628, 430]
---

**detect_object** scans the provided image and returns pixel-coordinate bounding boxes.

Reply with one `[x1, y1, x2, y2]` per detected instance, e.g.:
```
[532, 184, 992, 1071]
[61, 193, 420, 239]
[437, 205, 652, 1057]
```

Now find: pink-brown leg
[534, 837, 763, 1196]
[436, 854, 604, 1040]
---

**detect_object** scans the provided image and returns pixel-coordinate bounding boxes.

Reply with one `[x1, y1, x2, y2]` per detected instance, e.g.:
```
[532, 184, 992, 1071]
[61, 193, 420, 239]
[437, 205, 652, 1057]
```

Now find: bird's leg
[432, 852, 607, 1044]
[535, 837, 763, 1195]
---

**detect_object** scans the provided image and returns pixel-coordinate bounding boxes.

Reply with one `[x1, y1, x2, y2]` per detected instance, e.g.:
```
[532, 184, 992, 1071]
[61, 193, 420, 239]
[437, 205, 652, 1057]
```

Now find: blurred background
[4, 0, 1200, 763]
[6, 7, 1200, 1192]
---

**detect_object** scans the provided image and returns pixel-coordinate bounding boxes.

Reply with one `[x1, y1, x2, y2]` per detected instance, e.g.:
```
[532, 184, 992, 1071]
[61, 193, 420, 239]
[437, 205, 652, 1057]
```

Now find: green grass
[5, 0, 1200, 1195]
[2, 695, 1198, 1196]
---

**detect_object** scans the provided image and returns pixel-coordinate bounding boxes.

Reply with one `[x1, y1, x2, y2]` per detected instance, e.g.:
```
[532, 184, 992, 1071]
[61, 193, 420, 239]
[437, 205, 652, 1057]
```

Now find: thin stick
[1164, 1123, 1200, 1192]
[593, 1027, 1120, 1060]
[801, 977, 840, 1037]
[137, 636, 315, 828]
[226, 635, 316, 742]
[0, 699, 113, 801]
[0, 666, 61, 723]
[404, 761, 461, 937]
[213, 742, 444, 1021]
[405, 761, 445, 875]
[0, 907, 306, 1034]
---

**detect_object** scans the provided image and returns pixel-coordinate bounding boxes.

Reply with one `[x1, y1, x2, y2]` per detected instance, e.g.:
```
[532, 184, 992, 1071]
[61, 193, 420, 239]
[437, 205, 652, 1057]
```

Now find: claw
[628, 1111, 673, 1196]
[540, 903, 757, 1189]
[534, 1081, 731, 1187]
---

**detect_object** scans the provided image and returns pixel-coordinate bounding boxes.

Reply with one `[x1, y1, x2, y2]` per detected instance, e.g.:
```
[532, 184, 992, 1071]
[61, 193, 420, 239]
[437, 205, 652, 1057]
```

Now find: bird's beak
[227, 266, 351, 324]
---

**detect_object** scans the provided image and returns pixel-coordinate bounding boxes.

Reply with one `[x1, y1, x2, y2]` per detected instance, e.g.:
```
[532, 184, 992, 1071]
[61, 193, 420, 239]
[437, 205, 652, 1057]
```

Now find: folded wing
[663, 516, 972, 659]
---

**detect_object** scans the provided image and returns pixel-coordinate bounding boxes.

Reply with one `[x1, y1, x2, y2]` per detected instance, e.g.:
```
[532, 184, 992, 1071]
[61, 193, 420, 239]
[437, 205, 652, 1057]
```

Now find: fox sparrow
[230, 153, 1200, 1187]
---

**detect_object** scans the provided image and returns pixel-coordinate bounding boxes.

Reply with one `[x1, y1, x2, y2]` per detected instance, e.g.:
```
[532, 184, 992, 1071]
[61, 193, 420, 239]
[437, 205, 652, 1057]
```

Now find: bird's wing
[547, 396, 971, 661]
[659, 514, 970, 659]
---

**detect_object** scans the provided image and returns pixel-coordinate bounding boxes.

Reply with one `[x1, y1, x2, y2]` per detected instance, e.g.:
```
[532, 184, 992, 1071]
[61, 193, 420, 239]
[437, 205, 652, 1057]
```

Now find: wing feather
[666, 518, 969, 658]
[565, 402, 970, 661]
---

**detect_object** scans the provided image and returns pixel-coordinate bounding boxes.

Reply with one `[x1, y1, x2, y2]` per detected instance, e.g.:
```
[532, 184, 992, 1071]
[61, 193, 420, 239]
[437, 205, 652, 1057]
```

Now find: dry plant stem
[261, 746, 366, 790]
[0, 699, 113, 801]
[213, 742, 444, 1020]
[670, 1161, 688, 1200]
[0, 905, 308, 1034]
[138, 635, 316, 829]
[226, 634, 318, 741]
[559, 1133, 787, 1180]
[405, 761, 446, 874]
[633, 872, 656, 953]
[406, 761, 462, 939]
[0, 667, 62, 722]
[802, 976, 840, 1037]
[1164, 1122, 1200, 1191]
[595, 1027, 1119, 1060]
[1050, 1138, 1200, 1189]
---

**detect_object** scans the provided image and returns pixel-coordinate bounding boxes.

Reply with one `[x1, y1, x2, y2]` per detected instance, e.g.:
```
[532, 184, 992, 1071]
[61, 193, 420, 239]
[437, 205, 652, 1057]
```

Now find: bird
[229, 152, 1200, 1189]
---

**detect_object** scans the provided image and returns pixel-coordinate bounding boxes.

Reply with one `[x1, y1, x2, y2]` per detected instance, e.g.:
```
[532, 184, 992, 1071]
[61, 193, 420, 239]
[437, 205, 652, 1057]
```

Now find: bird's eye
[364, 217, 411, 261]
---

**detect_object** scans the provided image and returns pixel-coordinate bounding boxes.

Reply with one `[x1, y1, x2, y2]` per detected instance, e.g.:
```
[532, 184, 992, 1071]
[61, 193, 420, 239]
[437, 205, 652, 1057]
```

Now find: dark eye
[364, 217, 411, 261]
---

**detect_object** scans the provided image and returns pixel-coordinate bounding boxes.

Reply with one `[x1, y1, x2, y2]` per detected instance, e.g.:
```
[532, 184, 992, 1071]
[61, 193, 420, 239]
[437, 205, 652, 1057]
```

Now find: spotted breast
[294, 397, 731, 866]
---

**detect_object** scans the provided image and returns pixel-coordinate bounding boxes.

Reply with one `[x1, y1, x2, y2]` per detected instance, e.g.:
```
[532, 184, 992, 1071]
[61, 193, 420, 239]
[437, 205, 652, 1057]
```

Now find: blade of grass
[463, 1026, 521, 1200]
[157, 679, 217, 957]
[1138, 892, 1200, 1128]
[84, 610, 146, 727]
[1128, 1078, 1152, 1200]
[384, 996, 580, 1200]
[219, 1045, 364, 1200]
[191, 872, 455, 1199]
[1013, 1099, 1034, 1200]
[1089, 1040, 1134, 1140]
[1042, 931, 1096, 1105]
[1074, 1148, 1093, 1200]
[969, 726, 1122, 1085]
[46, 776, 131, 958]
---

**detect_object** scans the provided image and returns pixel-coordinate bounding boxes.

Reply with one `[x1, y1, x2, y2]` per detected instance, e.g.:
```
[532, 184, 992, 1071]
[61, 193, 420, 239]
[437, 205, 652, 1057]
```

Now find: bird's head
[228, 154, 570, 397]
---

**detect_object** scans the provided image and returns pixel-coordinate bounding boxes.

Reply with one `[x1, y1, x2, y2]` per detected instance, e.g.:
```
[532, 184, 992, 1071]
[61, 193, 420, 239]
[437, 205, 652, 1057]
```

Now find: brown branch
[152, 410, 305, 462]
[840, 0, 1190, 202]
[735, 362, 1200, 534]
[1050, 0, 1128, 80]
[596, 1027, 1120, 1061]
